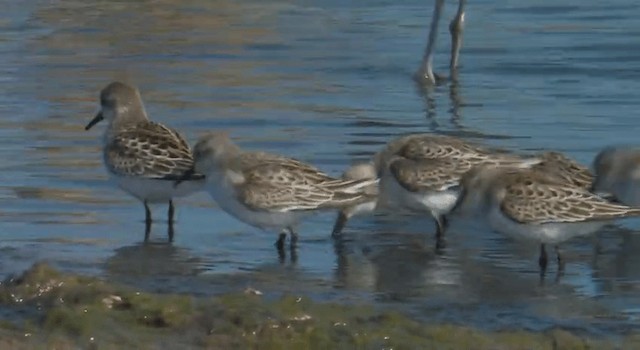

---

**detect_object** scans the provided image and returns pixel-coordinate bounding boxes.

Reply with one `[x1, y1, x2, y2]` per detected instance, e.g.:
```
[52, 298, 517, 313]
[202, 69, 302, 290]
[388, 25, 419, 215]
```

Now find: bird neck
[110, 107, 149, 131]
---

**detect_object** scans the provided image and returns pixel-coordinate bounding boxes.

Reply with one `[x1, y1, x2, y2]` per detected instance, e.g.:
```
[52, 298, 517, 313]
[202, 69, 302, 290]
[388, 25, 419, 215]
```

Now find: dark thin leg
[275, 228, 299, 263]
[144, 224, 151, 243]
[331, 212, 349, 238]
[167, 200, 175, 242]
[415, 0, 445, 85]
[144, 200, 152, 242]
[435, 239, 446, 254]
[275, 232, 286, 252]
[555, 245, 565, 273]
[288, 227, 299, 263]
[435, 214, 448, 239]
[277, 246, 286, 264]
[275, 231, 289, 264]
[449, 0, 466, 73]
[290, 244, 298, 264]
[167, 224, 175, 243]
[538, 243, 548, 275]
[168, 200, 175, 225]
[289, 227, 298, 248]
[434, 215, 448, 252]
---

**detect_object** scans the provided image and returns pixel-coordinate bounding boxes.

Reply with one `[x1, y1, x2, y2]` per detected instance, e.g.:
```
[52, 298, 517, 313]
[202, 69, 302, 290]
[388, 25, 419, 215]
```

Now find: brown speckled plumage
[459, 166, 640, 225]
[85, 81, 204, 241]
[191, 132, 377, 234]
[531, 151, 593, 190]
[105, 120, 199, 180]
[379, 134, 537, 194]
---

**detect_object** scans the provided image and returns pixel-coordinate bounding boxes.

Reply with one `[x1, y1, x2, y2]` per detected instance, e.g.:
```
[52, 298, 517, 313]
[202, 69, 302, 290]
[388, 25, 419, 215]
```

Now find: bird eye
[101, 97, 114, 107]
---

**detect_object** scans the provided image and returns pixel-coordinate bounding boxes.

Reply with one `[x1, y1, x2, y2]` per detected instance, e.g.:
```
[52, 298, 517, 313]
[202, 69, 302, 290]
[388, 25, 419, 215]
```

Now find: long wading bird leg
[555, 245, 565, 272]
[538, 243, 548, 275]
[276, 232, 287, 252]
[449, 0, 466, 73]
[144, 200, 152, 241]
[288, 227, 298, 248]
[167, 200, 175, 242]
[331, 211, 349, 238]
[415, 0, 445, 85]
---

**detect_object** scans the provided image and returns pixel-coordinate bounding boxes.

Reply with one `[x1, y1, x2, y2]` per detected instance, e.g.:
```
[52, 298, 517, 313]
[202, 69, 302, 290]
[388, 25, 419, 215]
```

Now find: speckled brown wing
[237, 161, 371, 212]
[373, 134, 519, 176]
[105, 121, 201, 180]
[397, 135, 490, 161]
[389, 134, 532, 169]
[500, 173, 640, 224]
[532, 151, 593, 189]
[236, 152, 336, 183]
[388, 157, 468, 192]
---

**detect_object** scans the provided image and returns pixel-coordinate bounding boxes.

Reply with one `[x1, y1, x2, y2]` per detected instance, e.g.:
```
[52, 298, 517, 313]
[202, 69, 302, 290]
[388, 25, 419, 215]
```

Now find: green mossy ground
[0, 263, 635, 349]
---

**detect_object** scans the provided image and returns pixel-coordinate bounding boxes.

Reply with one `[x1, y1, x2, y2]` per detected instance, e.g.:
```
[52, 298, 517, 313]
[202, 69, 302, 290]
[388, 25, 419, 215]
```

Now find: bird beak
[85, 111, 104, 130]
[174, 168, 195, 188]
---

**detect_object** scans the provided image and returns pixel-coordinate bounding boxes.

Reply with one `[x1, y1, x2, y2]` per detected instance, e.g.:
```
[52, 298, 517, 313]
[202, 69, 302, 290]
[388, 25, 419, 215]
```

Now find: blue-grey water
[2, 0, 640, 338]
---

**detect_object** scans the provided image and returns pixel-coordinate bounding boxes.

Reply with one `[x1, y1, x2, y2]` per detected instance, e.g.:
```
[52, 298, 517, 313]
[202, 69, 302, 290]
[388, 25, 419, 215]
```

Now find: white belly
[113, 175, 204, 203]
[380, 173, 458, 217]
[343, 200, 378, 219]
[488, 205, 606, 245]
[420, 190, 459, 217]
[205, 177, 305, 232]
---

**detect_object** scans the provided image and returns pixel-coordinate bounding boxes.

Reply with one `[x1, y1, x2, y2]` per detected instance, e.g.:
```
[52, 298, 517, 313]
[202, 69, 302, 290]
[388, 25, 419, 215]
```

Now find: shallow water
[2, 0, 640, 338]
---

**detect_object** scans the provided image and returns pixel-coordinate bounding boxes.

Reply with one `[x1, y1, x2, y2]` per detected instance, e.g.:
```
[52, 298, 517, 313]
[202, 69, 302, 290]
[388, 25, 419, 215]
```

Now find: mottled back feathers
[105, 120, 202, 181]
[382, 134, 536, 194]
[232, 156, 376, 213]
[495, 170, 640, 224]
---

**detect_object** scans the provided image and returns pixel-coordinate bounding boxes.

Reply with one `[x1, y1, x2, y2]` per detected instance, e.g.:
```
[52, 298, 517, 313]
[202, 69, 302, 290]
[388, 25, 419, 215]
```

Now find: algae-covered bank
[0, 263, 634, 349]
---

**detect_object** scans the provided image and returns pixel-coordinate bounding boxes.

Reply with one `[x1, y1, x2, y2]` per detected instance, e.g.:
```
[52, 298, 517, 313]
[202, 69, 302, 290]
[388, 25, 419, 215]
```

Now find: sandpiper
[372, 134, 540, 245]
[592, 146, 640, 206]
[331, 163, 379, 237]
[452, 165, 640, 273]
[182, 132, 377, 252]
[532, 151, 593, 190]
[85, 82, 204, 241]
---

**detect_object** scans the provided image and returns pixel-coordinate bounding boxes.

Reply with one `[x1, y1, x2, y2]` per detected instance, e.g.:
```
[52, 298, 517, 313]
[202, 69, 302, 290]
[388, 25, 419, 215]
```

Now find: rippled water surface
[2, 0, 640, 337]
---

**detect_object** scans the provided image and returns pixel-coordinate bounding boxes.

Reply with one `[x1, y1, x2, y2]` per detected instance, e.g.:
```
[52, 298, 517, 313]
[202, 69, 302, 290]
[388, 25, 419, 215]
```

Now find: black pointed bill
[85, 111, 104, 130]
[174, 168, 196, 188]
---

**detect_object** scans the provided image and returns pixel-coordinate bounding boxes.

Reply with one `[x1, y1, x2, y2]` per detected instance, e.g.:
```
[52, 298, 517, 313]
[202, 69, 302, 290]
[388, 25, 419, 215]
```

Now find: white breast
[111, 174, 204, 203]
[488, 205, 607, 245]
[204, 172, 305, 232]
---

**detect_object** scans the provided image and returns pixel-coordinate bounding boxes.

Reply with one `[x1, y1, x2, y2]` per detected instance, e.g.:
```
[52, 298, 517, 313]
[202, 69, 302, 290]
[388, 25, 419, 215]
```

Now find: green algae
[0, 262, 635, 349]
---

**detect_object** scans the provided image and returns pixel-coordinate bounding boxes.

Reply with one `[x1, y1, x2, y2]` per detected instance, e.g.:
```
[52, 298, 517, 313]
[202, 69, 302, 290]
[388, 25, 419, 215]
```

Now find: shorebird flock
[84, 2, 640, 277]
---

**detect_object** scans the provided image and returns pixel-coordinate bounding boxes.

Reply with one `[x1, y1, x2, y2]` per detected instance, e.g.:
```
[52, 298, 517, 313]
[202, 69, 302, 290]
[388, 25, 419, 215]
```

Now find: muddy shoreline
[0, 263, 634, 349]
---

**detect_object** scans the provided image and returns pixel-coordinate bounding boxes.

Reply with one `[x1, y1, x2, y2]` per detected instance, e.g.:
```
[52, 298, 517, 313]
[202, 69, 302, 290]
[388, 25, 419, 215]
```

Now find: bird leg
[144, 200, 152, 242]
[168, 200, 175, 225]
[167, 224, 175, 243]
[538, 243, 548, 274]
[415, 0, 445, 85]
[434, 214, 448, 251]
[449, 0, 466, 73]
[555, 245, 565, 273]
[276, 231, 287, 252]
[275, 229, 298, 263]
[167, 200, 175, 242]
[435, 214, 448, 239]
[331, 211, 349, 238]
[288, 227, 299, 248]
